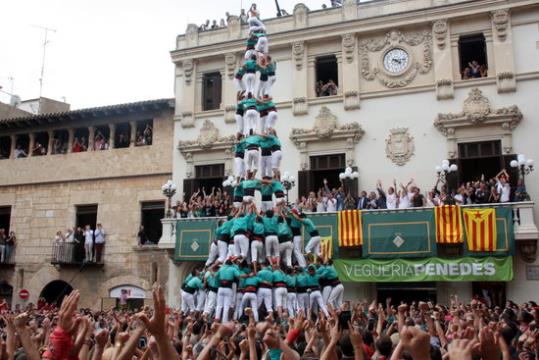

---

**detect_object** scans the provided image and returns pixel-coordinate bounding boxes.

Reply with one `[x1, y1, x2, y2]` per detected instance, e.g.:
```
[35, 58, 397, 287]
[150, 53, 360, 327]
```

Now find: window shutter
[183, 179, 196, 202]
[297, 170, 312, 199]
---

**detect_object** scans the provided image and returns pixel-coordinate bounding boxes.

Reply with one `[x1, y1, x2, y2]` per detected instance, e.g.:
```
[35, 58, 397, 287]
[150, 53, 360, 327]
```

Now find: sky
[0, 0, 338, 110]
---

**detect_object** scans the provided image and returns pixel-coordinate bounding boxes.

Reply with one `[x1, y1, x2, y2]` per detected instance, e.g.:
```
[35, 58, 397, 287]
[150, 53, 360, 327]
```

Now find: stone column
[292, 41, 308, 116]
[9, 135, 16, 159]
[490, 9, 516, 93]
[307, 58, 316, 99]
[175, 59, 197, 128]
[67, 129, 74, 153]
[28, 133, 35, 156]
[88, 126, 95, 151]
[341, 33, 360, 110]
[336, 53, 343, 95]
[432, 19, 454, 100]
[223, 53, 238, 124]
[47, 130, 54, 155]
[108, 124, 115, 149]
[129, 121, 136, 146]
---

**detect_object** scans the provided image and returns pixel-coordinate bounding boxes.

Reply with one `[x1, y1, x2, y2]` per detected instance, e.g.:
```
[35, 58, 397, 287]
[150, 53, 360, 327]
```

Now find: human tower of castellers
[180, 5, 344, 324]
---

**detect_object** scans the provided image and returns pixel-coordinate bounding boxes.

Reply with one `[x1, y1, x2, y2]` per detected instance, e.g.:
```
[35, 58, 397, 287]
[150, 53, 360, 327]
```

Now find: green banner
[464, 206, 514, 256]
[334, 256, 513, 282]
[175, 218, 218, 261]
[362, 209, 436, 258]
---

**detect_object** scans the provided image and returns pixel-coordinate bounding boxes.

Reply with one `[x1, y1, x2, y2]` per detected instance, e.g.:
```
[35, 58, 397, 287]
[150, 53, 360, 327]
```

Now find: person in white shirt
[386, 181, 398, 210]
[84, 225, 94, 262]
[496, 174, 511, 203]
[94, 223, 106, 263]
[64, 228, 75, 262]
[325, 193, 337, 212]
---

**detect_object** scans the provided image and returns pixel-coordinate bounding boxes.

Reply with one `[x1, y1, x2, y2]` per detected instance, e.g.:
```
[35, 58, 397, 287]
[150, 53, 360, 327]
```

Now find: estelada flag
[462, 208, 497, 252]
[320, 236, 333, 262]
[435, 205, 463, 244]
[338, 210, 362, 246]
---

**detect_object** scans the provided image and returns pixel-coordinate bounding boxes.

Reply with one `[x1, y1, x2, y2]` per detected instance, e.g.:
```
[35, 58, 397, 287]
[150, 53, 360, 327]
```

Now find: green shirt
[296, 270, 308, 288]
[268, 135, 280, 148]
[263, 215, 279, 235]
[272, 269, 286, 284]
[243, 59, 258, 72]
[272, 180, 284, 193]
[244, 275, 260, 288]
[242, 179, 260, 191]
[252, 219, 265, 236]
[289, 215, 302, 229]
[245, 135, 263, 148]
[186, 276, 203, 290]
[305, 273, 321, 287]
[277, 218, 292, 239]
[241, 97, 257, 110]
[238, 267, 251, 289]
[302, 218, 317, 234]
[234, 140, 246, 154]
[216, 264, 241, 282]
[257, 267, 273, 284]
[259, 136, 273, 150]
[324, 265, 339, 280]
[246, 37, 257, 47]
[231, 213, 255, 235]
[233, 184, 244, 198]
[205, 271, 219, 289]
[285, 274, 296, 288]
[260, 183, 273, 197]
[216, 220, 233, 240]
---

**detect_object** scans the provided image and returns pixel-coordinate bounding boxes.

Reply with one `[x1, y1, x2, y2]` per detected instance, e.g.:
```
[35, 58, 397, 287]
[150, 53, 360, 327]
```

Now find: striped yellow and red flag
[338, 210, 362, 247]
[320, 237, 333, 262]
[462, 208, 497, 252]
[435, 205, 463, 244]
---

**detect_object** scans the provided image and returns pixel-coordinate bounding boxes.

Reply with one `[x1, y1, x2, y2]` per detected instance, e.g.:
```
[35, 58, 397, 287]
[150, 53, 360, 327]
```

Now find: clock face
[383, 48, 410, 74]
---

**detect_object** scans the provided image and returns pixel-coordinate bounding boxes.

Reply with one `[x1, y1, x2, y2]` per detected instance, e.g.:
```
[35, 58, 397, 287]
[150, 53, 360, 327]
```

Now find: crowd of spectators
[52, 224, 106, 264]
[175, 187, 234, 219]
[297, 171, 528, 213]
[315, 80, 338, 97]
[462, 60, 488, 80]
[0, 228, 15, 263]
[0, 284, 537, 360]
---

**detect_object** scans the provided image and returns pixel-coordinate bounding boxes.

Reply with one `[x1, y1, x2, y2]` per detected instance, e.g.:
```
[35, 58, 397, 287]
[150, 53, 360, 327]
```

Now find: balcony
[160, 202, 538, 263]
[0, 250, 15, 268]
[51, 242, 104, 268]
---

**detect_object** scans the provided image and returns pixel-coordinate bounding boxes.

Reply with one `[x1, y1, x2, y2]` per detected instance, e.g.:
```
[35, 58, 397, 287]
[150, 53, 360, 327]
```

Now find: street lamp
[282, 171, 296, 205]
[510, 154, 534, 186]
[339, 167, 359, 193]
[161, 180, 177, 218]
[435, 159, 458, 195]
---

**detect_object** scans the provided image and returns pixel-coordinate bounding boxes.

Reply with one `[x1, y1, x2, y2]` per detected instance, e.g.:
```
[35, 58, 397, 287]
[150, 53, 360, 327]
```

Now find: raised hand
[400, 326, 431, 360]
[58, 290, 80, 333]
[447, 338, 477, 360]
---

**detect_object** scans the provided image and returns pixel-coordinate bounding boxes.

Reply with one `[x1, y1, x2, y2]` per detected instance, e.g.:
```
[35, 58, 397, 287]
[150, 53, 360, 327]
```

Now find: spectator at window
[5, 230, 15, 263]
[74, 227, 85, 262]
[94, 223, 106, 263]
[239, 9, 248, 24]
[210, 20, 218, 30]
[94, 131, 106, 150]
[0, 228, 5, 263]
[326, 192, 337, 211]
[343, 193, 356, 210]
[496, 171, 511, 203]
[489, 185, 500, 203]
[319, 79, 338, 96]
[357, 191, 368, 210]
[83, 225, 94, 262]
[117, 133, 129, 148]
[135, 132, 145, 146]
[72, 137, 83, 153]
[514, 178, 530, 202]
[219, 18, 226, 27]
[52, 138, 64, 154]
[14, 144, 27, 158]
[462, 67, 472, 80]
[143, 124, 153, 145]
[469, 60, 481, 78]
[137, 225, 149, 245]
[479, 64, 488, 77]
[32, 142, 46, 156]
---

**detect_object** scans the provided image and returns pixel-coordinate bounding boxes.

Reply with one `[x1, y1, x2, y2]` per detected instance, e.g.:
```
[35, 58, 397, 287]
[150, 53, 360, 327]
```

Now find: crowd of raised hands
[1, 285, 538, 360]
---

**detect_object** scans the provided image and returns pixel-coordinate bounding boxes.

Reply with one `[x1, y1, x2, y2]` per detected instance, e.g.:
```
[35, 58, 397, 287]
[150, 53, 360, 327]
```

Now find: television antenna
[32, 25, 56, 112]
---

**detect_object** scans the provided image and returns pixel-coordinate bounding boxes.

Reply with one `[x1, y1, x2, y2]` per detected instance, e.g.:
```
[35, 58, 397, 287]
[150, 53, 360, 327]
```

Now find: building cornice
[170, 0, 537, 63]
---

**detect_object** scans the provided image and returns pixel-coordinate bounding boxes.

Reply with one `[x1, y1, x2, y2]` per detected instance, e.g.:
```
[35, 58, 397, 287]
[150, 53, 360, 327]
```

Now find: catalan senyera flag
[462, 208, 497, 252]
[435, 205, 463, 244]
[320, 236, 333, 262]
[338, 210, 363, 246]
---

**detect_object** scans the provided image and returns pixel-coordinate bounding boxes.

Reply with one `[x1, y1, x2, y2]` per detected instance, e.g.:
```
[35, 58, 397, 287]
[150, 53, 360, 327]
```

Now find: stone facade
[0, 100, 175, 308]
[167, 0, 539, 306]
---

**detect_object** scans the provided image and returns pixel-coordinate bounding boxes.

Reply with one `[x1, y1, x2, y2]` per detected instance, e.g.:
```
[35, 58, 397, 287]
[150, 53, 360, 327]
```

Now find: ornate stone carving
[432, 20, 448, 50]
[293, 97, 308, 116]
[290, 106, 364, 144]
[180, 111, 194, 128]
[225, 53, 237, 79]
[178, 119, 235, 152]
[385, 128, 415, 166]
[182, 59, 194, 85]
[293, 3, 309, 28]
[434, 88, 523, 136]
[436, 79, 454, 100]
[185, 24, 199, 47]
[292, 42, 305, 70]
[344, 90, 360, 110]
[518, 240, 537, 263]
[224, 105, 236, 124]
[491, 9, 509, 42]
[359, 29, 432, 88]
[342, 33, 356, 64]
[497, 72, 516, 93]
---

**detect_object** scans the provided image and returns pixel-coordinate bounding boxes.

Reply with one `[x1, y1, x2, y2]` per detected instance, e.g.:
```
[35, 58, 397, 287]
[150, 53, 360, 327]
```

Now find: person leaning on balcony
[496, 170, 511, 203]
[94, 223, 106, 263]
[5, 231, 15, 263]
[0, 228, 6, 263]
[64, 228, 75, 262]
[83, 225, 94, 262]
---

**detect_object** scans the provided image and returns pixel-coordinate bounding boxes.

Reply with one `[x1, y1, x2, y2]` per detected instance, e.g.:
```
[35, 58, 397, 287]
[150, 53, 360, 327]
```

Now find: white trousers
[257, 81, 267, 99]
[261, 201, 273, 213]
[305, 235, 321, 255]
[297, 293, 309, 314]
[274, 287, 288, 310]
[251, 239, 264, 263]
[203, 290, 217, 316]
[260, 156, 272, 178]
[245, 149, 260, 171]
[249, 17, 265, 32]
[234, 77, 246, 92]
[271, 150, 282, 172]
[84, 242, 93, 262]
[287, 292, 298, 317]
[265, 75, 276, 97]
[234, 291, 243, 320]
[244, 73, 256, 96]
[181, 290, 196, 313]
[217, 240, 229, 263]
[215, 287, 233, 322]
[293, 235, 306, 268]
[266, 110, 278, 131]
[328, 284, 344, 309]
[257, 288, 273, 313]
[310, 290, 329, 317]
[196, 290, 206, 312]
[244, 49, 256, 60]
[241, 292, 259, 322]
[265, 235, 279, 258]
[322, 286, 332, 305]
[235, 114, 244, 135]
[234, 234, 250, 259]
[206, 242, 219, 267]
[234, 157, 245, 179]
[244, 109, 259, 135]
[279, 241, 293, 267]
[255, 36, 268, 54]
[257, 114, 266, 134]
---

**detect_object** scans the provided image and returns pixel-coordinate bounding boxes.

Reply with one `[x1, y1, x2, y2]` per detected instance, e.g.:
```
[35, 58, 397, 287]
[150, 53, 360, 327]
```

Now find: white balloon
[510, 160, 518, 168]
[517, 154, 525, 162]
[435, 166, 442, 173]
[352, 171, 359, 179]
[526, 159, 534, 167]
[449, 164, 458, 172]
[442, 160, 449, 166]
[339, 173, 346, 180]
[442, 164, 449, 172]
[345, 167, 352, 174]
